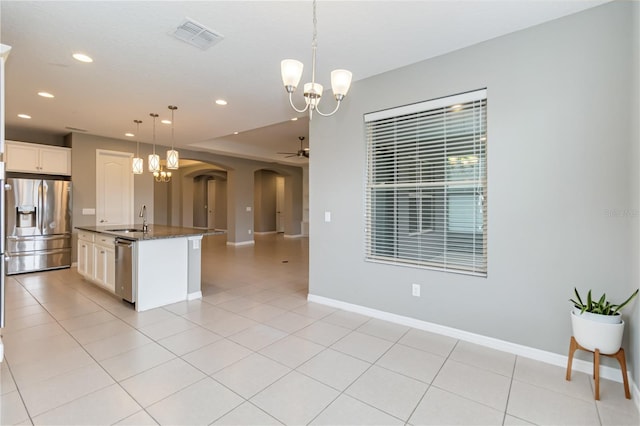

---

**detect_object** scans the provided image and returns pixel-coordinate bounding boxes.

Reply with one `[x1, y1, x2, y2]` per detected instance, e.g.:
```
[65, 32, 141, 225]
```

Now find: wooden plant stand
[565, 336, 630, 400]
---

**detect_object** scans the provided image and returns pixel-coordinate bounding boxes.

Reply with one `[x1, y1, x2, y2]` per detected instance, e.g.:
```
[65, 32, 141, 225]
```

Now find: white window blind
[364, 89, 487, 276]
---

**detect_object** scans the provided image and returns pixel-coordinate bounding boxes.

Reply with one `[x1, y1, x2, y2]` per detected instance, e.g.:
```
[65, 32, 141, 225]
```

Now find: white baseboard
[254, 231, 277, 235]
[308, 293, 639, 412]
[284, 234, 304, 239]
[226, 240, 255, 246]
[187, 291, 202, 301]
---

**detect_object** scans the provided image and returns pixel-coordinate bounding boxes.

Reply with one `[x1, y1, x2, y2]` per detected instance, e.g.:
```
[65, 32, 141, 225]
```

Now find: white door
[207, 179, 216, 229]
[276, 176, 285, 233]
[96, 150, 133, 226]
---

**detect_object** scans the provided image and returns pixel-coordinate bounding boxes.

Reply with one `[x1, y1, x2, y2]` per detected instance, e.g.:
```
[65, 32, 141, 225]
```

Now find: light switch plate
[82, 208, 96, 215]
[324, 211, 331, 222]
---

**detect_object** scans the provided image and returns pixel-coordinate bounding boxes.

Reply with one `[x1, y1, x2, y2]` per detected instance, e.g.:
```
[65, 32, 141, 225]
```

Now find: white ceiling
[1, 0, 608, 165]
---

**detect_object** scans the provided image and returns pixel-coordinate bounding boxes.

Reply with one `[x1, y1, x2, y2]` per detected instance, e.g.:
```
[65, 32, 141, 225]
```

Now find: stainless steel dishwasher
[115, 238, 135, 303]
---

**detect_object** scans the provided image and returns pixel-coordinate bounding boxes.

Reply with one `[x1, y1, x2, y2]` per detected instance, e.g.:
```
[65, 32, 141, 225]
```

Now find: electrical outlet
[412, 283, 421, 297]
[248, 229, 252, 234]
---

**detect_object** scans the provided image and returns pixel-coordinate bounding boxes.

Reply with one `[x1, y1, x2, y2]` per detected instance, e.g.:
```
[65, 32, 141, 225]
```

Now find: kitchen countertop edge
[76, 225, 223, 241]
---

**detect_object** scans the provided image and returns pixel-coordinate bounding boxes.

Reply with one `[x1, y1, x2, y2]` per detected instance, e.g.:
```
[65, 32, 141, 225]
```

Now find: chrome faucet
[139, 205, 148, 233]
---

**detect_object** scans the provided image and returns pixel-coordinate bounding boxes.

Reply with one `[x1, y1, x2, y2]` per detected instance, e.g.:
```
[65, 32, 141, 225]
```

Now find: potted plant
[569, 287, 638, 354]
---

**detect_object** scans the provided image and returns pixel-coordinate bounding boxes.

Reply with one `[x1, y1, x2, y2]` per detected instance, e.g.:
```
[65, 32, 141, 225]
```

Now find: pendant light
[148, 113, 160, 173]
[132, 119, 144, 174]
[166, 105, 179, 170]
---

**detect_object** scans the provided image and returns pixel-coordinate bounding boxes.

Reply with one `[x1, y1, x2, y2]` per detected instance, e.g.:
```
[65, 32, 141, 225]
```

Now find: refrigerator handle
[0, 164, 4, 329]
[38, 180, 44, 233]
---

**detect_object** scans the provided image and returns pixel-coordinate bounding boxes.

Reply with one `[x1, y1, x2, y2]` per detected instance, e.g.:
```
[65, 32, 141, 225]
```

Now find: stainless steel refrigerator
[5, 178, 72, 275]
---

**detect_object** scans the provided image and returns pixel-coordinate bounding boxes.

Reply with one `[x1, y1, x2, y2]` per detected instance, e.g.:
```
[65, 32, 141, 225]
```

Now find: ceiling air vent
[172, 18, 224, 50]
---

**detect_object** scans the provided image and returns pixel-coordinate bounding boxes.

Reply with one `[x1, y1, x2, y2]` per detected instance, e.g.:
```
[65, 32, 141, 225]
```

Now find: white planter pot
[571, 311, 624, 354]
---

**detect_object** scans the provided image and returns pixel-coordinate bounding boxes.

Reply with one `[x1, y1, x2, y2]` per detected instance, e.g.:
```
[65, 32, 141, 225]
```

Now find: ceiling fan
[279, 136, 309, 158]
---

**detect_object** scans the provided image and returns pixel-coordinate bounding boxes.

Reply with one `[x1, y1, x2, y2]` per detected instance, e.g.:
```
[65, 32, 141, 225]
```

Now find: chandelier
[154, 165, 172, 183]
[166, 105, 179, 170]
[281, 0, 352, 119]
[132, 119, 143, 174]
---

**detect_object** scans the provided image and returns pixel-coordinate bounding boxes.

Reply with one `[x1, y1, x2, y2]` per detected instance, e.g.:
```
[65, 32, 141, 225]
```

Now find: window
[364, 89, 487, 276]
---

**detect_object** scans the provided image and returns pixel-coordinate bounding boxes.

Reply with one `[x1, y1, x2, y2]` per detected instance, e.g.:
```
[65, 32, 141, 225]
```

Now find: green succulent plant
[570, 287, 639, 316]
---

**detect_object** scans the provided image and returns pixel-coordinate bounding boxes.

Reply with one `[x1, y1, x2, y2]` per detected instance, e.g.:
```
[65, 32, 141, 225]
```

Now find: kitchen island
[76, 225, 220, 312]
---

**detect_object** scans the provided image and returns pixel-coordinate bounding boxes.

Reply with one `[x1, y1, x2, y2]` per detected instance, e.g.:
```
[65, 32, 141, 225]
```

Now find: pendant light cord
[311, 0, 317, 85]
[134, 119, 142, 156]
[150, 113, 158, 154]
[168, 105, 177, 151]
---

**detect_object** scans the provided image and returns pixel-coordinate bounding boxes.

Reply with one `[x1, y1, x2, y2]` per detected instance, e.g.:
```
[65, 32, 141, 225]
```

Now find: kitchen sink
[106, 228, 144, 233]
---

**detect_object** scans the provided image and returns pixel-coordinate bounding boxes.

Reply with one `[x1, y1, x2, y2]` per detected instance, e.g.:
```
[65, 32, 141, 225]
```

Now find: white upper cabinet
[5, 140, 71, 175]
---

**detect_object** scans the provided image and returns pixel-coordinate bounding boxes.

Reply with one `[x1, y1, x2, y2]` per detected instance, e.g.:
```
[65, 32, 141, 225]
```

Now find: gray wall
[629, 1, 640, 388]
[153, 180, 170, 225]
[155, 152, 303, 243]
[6, 127, 67, 147]
[309, 0, 639, 379]
[215, 179, 227, 230]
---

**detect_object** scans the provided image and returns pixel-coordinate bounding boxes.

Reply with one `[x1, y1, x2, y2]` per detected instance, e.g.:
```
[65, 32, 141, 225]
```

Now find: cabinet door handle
[100, 250, 105, 254]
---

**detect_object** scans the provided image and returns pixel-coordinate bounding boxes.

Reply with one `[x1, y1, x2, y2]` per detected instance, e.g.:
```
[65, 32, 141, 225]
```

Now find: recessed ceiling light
[291, 117, 298, 121]
[125, 133, 135, 137]
[161, 119, 171, 124]
[38, 92, 55, 98]
[215, 99, 227, 106]
[72, 53, 93, 63]
[18, 114, 31, 119]
[233, 131, 239, 135]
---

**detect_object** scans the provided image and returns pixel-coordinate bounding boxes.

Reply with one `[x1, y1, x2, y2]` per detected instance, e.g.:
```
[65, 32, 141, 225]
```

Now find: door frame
[207, 179, 216, 229]
[276, 175, 285, 233]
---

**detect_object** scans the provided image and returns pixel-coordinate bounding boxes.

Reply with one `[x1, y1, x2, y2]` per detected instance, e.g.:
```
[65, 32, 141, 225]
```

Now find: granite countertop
[75, 224, 223, 241]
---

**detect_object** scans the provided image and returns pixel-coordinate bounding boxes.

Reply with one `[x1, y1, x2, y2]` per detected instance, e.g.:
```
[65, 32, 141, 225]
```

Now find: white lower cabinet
[77, 232, 95, 278]
[94, 236, 116, 292]
[78, 232, 115, 293]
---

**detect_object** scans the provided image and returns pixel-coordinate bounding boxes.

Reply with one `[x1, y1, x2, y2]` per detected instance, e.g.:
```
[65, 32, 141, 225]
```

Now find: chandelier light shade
[280, 0, 352, 119]
[330, 69, 353, 99]
[132, 119, 144, 174]
[281, 59, 304, 89]
[166, 105, 179, 170]
[148, 113, 160, 173]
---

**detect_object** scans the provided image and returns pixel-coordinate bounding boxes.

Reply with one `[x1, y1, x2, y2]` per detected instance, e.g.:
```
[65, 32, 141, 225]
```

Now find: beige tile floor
[0, 233, 638, 425]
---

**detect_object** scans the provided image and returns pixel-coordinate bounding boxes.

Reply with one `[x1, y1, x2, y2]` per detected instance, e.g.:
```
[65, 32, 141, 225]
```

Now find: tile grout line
[305, 320, 415, 425]
[3, 275, 130, 423]
[501, 353, 519, 425]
